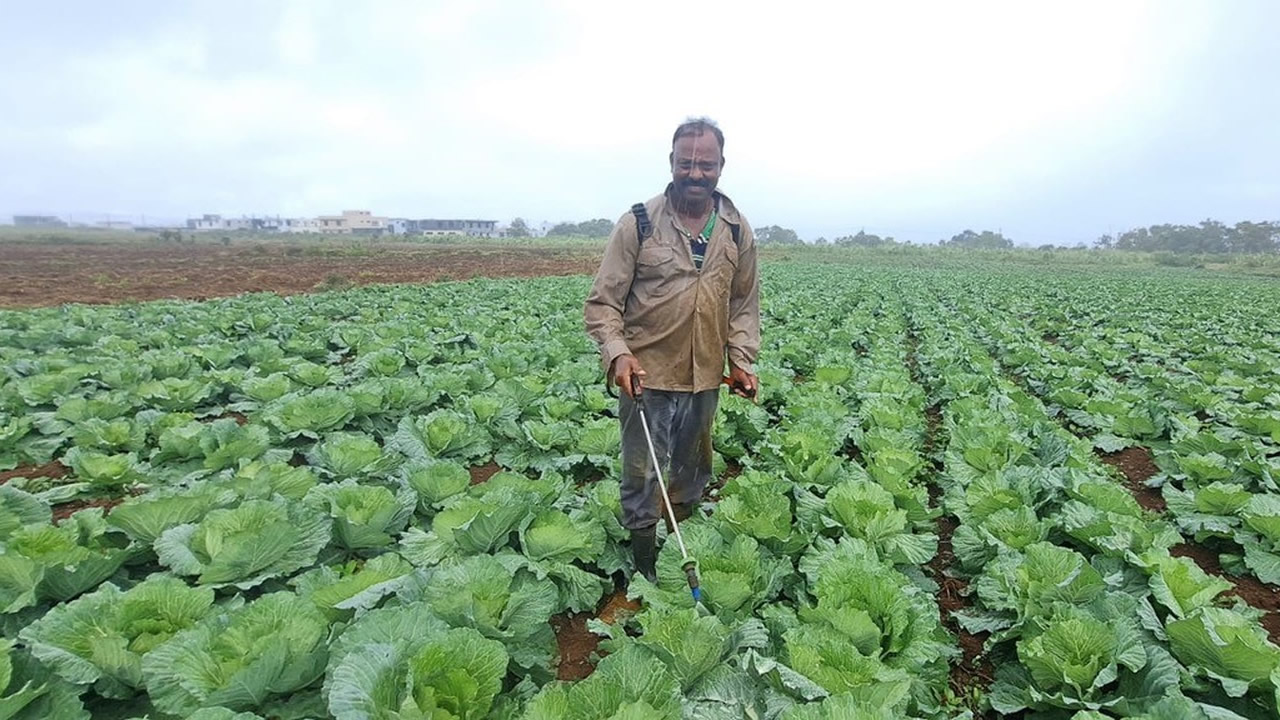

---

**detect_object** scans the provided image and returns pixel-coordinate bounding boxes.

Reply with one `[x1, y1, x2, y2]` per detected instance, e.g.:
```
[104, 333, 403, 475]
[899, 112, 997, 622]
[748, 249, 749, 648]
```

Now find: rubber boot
[631, 525, 657, 584]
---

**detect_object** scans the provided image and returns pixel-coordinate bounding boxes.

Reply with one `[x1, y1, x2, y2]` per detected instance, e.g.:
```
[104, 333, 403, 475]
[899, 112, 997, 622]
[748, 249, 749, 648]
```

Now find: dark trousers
[618, 388, 719, 530]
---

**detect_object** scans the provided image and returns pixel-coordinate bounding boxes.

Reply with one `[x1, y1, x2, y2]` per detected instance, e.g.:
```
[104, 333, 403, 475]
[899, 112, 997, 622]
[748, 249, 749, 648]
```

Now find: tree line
[1095, 220, 1279, 254]
[528, 215, 1279, 254]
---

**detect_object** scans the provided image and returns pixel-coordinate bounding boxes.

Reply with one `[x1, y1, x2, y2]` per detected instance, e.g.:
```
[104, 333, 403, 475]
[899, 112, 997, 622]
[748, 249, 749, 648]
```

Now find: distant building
[188, 214, 311, 233]
[285, 218, 321, 233]
[188, 214, 226, 231]
[182, 210, 425, 235]
[12, 215, 67, 227]
[96, 220, 135, 230]
[313, 210, 388, 234]
[408, 219, 498, 237]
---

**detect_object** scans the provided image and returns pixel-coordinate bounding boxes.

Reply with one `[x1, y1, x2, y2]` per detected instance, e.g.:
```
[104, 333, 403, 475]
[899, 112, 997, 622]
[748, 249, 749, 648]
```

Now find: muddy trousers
[618, 388, 719, 531]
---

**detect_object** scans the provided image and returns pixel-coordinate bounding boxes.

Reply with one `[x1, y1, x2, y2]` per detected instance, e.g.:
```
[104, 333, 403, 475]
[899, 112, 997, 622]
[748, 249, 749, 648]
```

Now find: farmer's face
[670, 132, 723, 206]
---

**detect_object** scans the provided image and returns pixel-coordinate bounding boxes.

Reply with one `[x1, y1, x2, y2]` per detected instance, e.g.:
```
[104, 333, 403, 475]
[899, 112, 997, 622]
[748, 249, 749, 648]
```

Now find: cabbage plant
[154, 498, 331, 589]
[142, 591, 330, 716]
[303, 479, 415, 551]
[20, 576, 217, 698]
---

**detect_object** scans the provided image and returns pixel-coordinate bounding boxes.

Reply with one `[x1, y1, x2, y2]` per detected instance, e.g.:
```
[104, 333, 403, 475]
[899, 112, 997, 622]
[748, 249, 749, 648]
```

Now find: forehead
[672, 131, 722, 160]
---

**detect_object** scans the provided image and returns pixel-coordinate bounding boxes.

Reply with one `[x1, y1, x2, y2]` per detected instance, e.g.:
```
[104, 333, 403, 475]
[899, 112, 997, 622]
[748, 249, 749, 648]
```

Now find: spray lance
[630, 376, 702, 602]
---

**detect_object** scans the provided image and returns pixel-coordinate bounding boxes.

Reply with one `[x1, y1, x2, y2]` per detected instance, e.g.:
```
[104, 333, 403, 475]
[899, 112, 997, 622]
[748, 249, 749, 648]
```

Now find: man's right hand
[612, 354, 646, 399]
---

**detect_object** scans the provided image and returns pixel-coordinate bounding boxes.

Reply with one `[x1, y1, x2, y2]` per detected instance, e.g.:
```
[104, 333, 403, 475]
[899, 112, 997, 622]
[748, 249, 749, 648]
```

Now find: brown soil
[0, 241, 602, 308]
[908, 329, 993, 707]
[924, 405, 943, 457]
[1097, 446, 1165, 513]
[596, 589, 641, 624]
[552, 589, 640, 681]
[0, 461, 68, 485]
[1171, 543, 1280, 643]
[928, 511, 995, 707]
[550, 612, 597, 681]
[709, 459, 743, 494]
[207, 411, 248, 425]
[468, 462, 501, 486]
[52, 496, 124, 522]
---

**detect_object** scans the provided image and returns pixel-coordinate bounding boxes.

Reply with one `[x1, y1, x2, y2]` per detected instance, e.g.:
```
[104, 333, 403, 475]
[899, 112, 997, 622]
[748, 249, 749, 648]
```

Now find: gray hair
[671, 117, 724, 153]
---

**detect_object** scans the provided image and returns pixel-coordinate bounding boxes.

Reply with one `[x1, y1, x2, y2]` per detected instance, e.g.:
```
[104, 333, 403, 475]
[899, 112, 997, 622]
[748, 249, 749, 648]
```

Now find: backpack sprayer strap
[631, 203, 653, 245]
[605, 204, 653, 398]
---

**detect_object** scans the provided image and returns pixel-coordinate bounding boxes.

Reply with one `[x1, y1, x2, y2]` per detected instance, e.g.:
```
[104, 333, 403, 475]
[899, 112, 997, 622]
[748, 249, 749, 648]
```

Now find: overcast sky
[3, 1, 1277, 244]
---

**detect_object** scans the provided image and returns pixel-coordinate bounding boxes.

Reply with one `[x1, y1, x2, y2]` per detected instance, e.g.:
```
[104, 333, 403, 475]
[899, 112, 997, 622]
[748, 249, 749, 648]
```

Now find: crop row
[2, 264, 1279, 718]
[908, 284, 1280, 718]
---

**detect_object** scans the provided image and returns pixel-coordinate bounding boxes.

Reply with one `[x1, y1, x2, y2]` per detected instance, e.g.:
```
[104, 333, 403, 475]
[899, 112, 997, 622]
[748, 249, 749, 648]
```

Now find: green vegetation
[0, 257, 1278, 718]
[1097, 219, 1280, 254]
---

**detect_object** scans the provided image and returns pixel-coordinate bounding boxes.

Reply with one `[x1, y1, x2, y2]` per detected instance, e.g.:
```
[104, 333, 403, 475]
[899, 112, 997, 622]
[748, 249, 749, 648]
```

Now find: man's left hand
[726, 365, 758, 402]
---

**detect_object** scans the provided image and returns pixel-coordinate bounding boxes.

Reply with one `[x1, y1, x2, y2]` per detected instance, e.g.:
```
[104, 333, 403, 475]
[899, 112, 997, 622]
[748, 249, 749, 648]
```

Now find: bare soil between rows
[0, 242, 603, 308]
[0, 461, 141, 522]
[1092, 445, 1280, 637]
[1170, 543, 1280, 643]
[928, 498, 995, 709]
[997, 358, 1280, 641]
[551, 588, 641, 681]
[0, 460, 68, 485]
[1097, 446, 1166, 512]
[909, 330, 994, 716]
[469, 462, 502, 486]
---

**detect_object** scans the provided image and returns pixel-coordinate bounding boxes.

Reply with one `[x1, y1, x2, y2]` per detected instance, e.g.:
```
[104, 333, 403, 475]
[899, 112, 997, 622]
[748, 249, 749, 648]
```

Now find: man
[584, 117, 760, 583]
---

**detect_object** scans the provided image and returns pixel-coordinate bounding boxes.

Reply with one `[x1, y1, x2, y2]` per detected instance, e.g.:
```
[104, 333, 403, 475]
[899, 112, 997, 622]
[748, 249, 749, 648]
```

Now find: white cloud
[0, 0, 1272, 240]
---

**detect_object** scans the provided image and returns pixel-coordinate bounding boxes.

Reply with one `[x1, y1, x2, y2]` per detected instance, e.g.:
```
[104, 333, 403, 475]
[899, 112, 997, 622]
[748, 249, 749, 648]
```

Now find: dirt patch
[597, 589, 640, 624]
[1171, 543, 1280, 643]
[468, 462, 501, 486]
[552, 589, 640, 681]
[0, 242, 603, 308]
[206, 411, 248, 425]
[909, 327, 992, 708]
[924, 405, 943, 457]
[551, 612, 598, 681]
[0, 461, 69, 485]
[709, 459, 743, 495]
[1043, 334, 1059, 345]
[52, 496, 124, 523]
[1097, 446, 1164, 513]
[927, 513, 995, 709]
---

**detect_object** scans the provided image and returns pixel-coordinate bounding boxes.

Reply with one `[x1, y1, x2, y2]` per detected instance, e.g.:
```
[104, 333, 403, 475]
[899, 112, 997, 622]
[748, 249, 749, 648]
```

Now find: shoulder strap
[630, 203, 652, 246]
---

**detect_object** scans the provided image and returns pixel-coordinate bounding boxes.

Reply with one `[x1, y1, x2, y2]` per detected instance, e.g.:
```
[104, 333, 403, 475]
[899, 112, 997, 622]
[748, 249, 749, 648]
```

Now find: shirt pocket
[634, 246, 677, 298]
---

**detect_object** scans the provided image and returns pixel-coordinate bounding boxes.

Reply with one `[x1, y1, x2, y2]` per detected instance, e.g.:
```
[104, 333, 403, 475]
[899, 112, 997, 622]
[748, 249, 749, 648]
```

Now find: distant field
[0, 228, 1277, 308]
[0, 240, 603, 307]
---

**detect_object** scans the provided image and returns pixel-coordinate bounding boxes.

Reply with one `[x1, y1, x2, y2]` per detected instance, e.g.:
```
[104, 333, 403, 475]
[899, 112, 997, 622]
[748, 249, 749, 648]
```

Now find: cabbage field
[1, 261, 1280, 719]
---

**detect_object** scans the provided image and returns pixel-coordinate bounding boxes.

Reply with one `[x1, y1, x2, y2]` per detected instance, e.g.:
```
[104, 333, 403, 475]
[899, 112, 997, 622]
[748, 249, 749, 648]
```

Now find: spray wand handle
[683, 560, 701, 602]
[630, 375, 644, 406]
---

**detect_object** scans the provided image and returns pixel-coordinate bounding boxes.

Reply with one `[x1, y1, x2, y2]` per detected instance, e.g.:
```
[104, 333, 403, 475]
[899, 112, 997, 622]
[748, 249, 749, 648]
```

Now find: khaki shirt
[584, 186, 761, 393]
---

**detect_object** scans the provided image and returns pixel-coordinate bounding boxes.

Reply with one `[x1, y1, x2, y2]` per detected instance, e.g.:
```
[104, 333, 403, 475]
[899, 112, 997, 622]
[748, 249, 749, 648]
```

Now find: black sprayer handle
[683, 560, 701, 602]
[630, 375, 643, 406]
